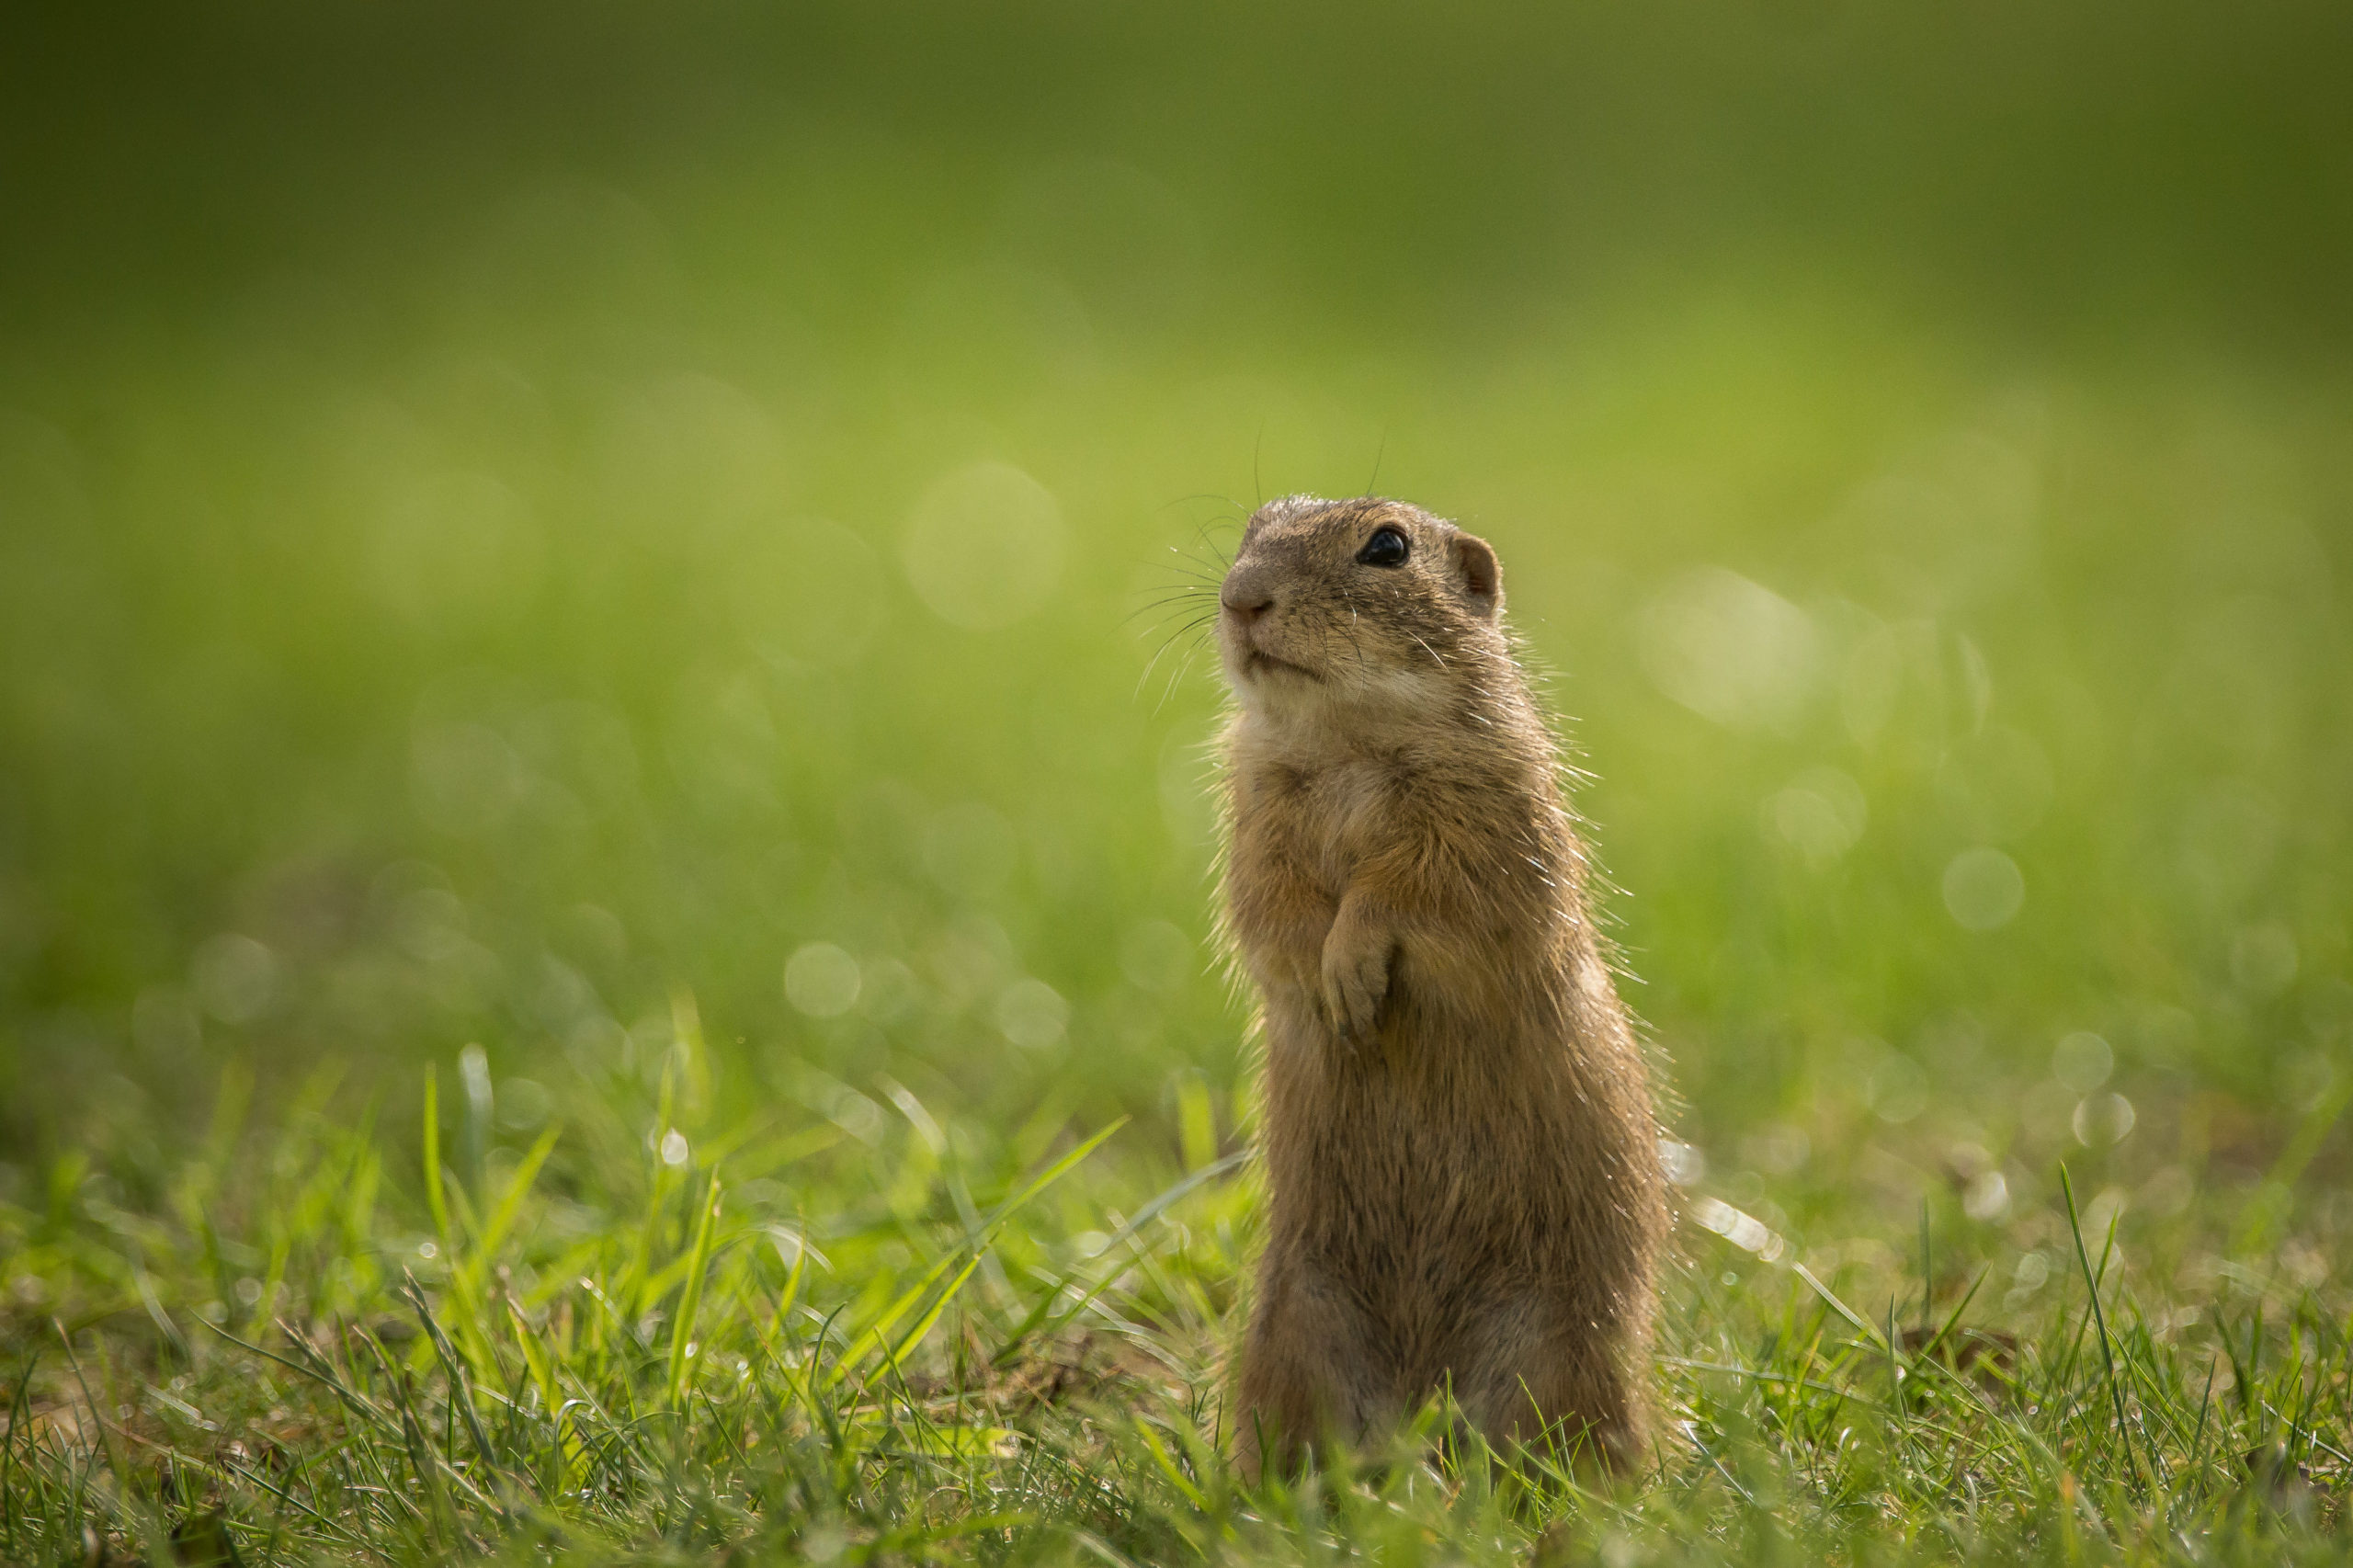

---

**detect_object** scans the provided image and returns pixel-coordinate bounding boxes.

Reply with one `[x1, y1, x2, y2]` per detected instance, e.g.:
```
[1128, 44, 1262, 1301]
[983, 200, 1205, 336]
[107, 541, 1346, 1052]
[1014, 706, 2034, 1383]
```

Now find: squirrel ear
[1451, 532, 1503, 616]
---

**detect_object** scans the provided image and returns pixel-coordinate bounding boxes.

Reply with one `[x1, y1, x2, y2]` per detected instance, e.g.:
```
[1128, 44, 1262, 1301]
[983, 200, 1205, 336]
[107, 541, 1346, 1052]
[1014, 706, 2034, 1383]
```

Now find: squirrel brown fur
[1212, 494, 1668, 1475]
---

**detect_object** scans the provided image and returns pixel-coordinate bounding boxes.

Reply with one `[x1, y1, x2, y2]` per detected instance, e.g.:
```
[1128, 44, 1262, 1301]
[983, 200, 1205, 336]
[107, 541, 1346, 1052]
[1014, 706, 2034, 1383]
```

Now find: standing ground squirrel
[1214, 494, 1668, 1474]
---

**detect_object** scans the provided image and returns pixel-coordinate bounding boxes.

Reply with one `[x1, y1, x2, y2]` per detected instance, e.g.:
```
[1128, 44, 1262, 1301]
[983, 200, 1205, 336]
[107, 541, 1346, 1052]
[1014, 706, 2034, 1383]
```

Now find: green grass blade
[665, 1172, 723, 1409]
[401, 1274, 503, 1488]
[421, 1065, 450, 1254]
[469, 1122, 563, 1277]
[2060, 1164, 2143, 1489]
[995, 1147, 1245, 1366]
[833, 1117, 1128, 1381]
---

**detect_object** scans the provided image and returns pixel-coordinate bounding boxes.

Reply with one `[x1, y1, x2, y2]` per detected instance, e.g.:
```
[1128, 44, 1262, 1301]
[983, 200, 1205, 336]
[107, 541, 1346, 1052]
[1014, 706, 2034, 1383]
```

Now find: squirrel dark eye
[1356, 526, 1410, 567]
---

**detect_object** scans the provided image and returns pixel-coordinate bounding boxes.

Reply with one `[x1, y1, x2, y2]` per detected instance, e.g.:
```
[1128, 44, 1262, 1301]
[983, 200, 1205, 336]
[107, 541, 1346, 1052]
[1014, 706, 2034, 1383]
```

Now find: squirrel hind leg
[1452, 1307, 1653, 1475]
[1233, 1264, 1394, 1480]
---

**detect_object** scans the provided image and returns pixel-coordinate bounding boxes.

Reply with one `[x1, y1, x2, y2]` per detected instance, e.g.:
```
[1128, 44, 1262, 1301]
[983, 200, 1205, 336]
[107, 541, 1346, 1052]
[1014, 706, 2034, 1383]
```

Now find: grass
[7, 1, 2353, 1561]
[9, 1042, 2353, 1565]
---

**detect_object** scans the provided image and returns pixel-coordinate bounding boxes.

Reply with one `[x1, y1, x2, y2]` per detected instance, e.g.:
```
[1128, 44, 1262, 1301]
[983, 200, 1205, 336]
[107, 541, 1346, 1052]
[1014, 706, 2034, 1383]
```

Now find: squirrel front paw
[1319, 918, 1392, 1043]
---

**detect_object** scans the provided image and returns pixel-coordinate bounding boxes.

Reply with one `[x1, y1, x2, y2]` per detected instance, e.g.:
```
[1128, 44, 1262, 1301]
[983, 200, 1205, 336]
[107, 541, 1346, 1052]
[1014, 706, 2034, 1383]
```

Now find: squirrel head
[1218, 495, 1506, 720]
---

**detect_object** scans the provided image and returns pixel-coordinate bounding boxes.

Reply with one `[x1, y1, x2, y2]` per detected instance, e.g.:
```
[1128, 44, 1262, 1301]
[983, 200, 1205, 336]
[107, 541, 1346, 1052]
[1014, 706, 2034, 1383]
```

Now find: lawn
[4, 4, 2353, 1562]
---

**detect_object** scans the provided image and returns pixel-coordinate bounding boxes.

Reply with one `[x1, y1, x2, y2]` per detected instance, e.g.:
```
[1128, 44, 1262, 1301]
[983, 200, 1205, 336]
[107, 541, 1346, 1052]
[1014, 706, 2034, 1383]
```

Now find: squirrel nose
[1222, 585, 1274, 624]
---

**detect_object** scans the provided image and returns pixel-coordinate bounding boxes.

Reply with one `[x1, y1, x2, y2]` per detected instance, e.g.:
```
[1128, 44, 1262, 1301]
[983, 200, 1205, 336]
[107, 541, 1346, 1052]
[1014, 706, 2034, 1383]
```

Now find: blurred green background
[4, 1, 2349, 1244]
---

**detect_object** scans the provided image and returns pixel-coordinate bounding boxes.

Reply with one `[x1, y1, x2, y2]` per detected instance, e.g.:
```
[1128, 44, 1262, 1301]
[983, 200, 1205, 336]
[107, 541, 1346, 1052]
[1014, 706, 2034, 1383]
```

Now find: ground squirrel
[1214, 495, 1668, 1474]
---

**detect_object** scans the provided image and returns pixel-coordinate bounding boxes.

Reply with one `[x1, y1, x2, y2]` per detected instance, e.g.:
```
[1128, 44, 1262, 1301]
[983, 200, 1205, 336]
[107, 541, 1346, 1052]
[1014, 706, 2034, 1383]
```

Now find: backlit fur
[1215, 495, 1668, 1475]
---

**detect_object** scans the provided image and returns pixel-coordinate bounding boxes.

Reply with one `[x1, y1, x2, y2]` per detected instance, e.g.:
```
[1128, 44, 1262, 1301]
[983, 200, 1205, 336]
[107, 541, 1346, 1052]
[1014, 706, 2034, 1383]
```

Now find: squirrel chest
[1226, 752, 1399, 970]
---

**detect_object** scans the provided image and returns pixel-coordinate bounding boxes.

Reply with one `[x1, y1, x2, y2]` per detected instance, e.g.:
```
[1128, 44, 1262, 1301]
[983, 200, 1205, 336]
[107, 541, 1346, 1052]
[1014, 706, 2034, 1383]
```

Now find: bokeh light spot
[191, 935, 281, 1025]
[902, 462, 1066, 631]
[1119, 920, 1196, 994]
[995, 977, 1069, 1050]
[1943, 847, 2025, 931]
[1963, 1170, 2010, 1221]
[2052, 1031, 2114, 1095]
[2073, 1093, 2137, 1148]
[1762, 767, 1868, 866]
[785, 943, 862, 1017]
[1869, 1054, 1929, 1122]
[2231, 921, 2300, 998]
[1639, 567, 1818, 732]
